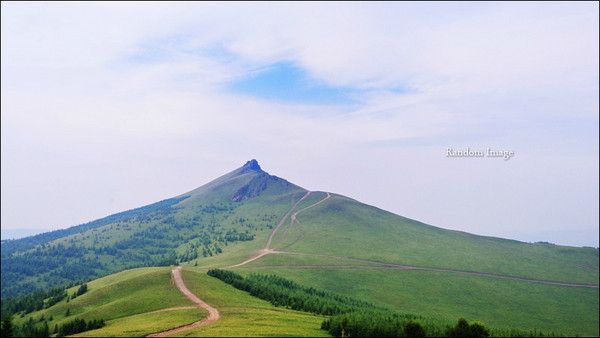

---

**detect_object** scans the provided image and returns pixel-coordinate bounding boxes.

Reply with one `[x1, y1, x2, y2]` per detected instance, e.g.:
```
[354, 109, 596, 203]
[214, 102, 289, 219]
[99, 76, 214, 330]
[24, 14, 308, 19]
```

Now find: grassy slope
[272, 194, 598, 284]
[2, 163, 306, 297]
[179, 268, 328, 337]
[197, 193, 599, 336]
[235, 255, 599, 336]
[6, 162, 599, 336]
[15, 267, 205, 337]
[16, 267, 329, 337]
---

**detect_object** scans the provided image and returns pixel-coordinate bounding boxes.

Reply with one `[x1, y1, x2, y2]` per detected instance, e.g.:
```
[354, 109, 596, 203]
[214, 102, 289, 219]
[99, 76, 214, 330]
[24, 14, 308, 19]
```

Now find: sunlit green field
[16, 267, 203, 337]
[16, 267, 329, 337]
[179, 268, 329, 337]
[234, 260, 599, 336]
[271, 194, 598, 284]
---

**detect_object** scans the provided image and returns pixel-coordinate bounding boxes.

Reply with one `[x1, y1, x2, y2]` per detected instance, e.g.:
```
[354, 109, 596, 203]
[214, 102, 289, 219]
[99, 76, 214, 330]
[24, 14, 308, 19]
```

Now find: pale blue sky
[1, 2, 598, 246]
[228, 62, 359, 105]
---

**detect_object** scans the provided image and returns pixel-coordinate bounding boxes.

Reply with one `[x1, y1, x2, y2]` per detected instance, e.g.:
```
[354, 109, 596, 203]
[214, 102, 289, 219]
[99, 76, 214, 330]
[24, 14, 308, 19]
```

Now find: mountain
[1, 159, 305, 297]
[2, 160, 598, 335]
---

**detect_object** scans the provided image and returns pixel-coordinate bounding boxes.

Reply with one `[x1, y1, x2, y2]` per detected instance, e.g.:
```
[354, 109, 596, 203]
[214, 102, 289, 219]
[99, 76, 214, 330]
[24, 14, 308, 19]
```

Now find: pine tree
[0, 315, 14, 338]
[41, 321, 49, 337]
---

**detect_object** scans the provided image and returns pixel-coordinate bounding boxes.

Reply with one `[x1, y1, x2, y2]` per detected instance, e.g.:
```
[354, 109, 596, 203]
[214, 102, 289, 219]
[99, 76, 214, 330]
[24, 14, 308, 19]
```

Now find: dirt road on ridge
[281, 192, 331, 242]
[228, 191, 598, 289]
[147, 267, 220, 337]
[230, 191, 325, 268]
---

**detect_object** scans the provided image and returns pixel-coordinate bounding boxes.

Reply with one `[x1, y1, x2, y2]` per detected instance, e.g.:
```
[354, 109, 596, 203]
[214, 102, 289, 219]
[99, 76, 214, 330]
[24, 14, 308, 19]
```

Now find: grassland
[15, 267, 204, 337]
[270, 194, 598, 284]
[234, 259, 599, 336]
[178, 268, 329, 337]
[6, 161, 599, 337]
[15, 266, 329, 337]
[205, 192, 599, 336]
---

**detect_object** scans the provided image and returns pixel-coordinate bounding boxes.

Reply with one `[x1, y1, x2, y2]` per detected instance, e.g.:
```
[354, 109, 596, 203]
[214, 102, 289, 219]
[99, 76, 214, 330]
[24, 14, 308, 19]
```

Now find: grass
[15, 267, 203, 337]
[6, 162, 599, 337]
[234, 258, 599, 337]
[74, 308, 206, 337]
[15, 266, 329, 337]
[271, 194, 598, 284]
[179, 268, 329, 337]
[189, 191, 598, 336]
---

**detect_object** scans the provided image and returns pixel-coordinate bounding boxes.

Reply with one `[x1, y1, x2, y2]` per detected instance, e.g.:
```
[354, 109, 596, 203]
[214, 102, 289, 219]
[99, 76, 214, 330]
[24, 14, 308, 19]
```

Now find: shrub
[446, 318, 490, 337]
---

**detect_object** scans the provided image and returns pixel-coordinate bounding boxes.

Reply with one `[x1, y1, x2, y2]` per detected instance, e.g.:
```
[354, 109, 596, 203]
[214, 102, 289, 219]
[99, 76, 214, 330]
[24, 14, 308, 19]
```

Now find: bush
[404, 320, 426, 337]
[446, 318, 490, 337]
[57, 318, 105, 336]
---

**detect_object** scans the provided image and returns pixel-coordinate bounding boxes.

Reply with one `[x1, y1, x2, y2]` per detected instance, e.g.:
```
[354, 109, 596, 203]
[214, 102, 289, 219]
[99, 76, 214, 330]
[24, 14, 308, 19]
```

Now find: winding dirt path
[147, 267, 220, 337]
[228, 191, 598, 289]
[229, 248, 274, 268]
[265, 191, 311, 249]
[280, 193, 331, 248]
[282, 192, 331, 240]
[230, 191, 326, 268]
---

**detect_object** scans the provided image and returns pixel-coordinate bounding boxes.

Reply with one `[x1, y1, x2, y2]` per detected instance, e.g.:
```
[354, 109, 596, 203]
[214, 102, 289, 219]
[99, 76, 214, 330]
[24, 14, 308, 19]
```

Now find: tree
[446, 318, 490, 338]
[0, 316, 14, 338]
[404, 321, 425, 337]
[75, 284, 88, 297]
[41, 321, 49, 337]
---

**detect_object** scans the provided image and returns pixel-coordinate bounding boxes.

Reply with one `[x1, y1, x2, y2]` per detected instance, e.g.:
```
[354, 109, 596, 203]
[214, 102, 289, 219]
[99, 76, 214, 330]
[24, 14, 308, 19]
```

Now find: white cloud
[1, 2, 598, 246]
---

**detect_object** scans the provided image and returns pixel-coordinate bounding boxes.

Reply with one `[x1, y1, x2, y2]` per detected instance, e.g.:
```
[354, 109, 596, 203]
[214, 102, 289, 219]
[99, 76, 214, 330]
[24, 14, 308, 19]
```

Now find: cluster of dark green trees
[1, 197, 188, 297]
[322, 312, 428, 338]
[2, 198, 272, 298]
[56, 318, 105, 337]
[1, 286, 69, 316]
[0, 314, 104, 338]
[70, 284, 87, 300]
[207, 269, 374, 315]
[1, 196, 189, 257]
[1, 282, 89, 319]
[207, 269, 493, 338]
[322, 312, 491, 337]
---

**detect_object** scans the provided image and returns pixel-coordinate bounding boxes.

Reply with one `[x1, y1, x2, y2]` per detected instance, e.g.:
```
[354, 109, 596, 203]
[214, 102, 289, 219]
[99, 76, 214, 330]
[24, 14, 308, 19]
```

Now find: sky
[1, 2, 598, 247]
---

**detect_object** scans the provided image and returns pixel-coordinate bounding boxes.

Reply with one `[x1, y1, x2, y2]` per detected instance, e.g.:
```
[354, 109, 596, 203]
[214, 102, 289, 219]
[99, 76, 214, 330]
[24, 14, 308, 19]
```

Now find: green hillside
[2, 159, 598, 336]
[11, 267, 327, 337]
[11, 268, 205, 337]
[1, 160, 306, 297]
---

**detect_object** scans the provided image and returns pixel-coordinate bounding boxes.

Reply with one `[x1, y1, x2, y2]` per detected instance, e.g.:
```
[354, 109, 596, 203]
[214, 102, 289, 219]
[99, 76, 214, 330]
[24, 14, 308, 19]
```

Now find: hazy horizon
[2, 2, 598, 247]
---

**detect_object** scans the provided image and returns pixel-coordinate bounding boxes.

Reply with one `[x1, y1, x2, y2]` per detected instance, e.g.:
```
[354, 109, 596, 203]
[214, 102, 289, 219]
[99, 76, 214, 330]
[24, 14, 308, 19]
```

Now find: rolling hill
[10, 267, 327, 337]
[2, 159, 598, 336]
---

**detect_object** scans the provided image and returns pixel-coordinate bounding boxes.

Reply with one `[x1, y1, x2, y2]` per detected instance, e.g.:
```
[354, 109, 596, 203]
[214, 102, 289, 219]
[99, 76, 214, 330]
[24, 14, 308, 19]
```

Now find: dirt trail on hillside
[147, 306, 199, 314]
[262, 251, 600, 289]
[228, 191, 598, 289]
[147, 267, 220, 337]
[229, 248, 275, 268]
[281, 192, 331, 242]
[230, 191, 329, 268]
[265, 191, 311, 249]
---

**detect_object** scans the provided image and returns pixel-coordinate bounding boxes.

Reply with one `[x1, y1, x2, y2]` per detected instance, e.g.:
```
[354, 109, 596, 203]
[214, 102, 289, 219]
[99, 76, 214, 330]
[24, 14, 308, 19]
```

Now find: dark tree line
[57, 318, 105, 337]
[1, 196, 189, 257]
[2, 199, 267, 298]
[1, 286, 69, 316]
[207, 270, 499, 338]
[322, 312, 429, 338]
[0, 315, 104, 338]
[207, 269, 374, 315]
